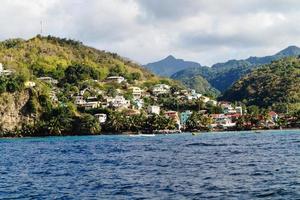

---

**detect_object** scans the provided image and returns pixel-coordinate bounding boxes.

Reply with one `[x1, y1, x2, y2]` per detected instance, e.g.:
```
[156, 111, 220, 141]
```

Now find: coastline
[0, 127, 299, 139]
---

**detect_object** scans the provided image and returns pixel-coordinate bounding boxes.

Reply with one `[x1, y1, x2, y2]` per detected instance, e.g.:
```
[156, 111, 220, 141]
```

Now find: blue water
[0, 130, 299, 199]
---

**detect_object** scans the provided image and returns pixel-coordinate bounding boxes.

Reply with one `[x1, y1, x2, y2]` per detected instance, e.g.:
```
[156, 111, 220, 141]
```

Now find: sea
[0, 130, 299, 199]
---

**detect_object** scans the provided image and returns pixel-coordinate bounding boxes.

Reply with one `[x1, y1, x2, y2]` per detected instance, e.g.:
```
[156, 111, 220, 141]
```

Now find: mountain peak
[144, 55, 201, 77]
[165, 55, 176, 60]
[275, 45, 300, 56]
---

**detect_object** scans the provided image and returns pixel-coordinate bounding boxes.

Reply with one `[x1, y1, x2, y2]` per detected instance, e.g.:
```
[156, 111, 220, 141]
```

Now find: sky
[0, 0, 300, 66]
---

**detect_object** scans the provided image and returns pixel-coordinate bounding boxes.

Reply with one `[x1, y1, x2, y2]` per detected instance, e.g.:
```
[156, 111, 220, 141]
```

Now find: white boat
[140, 134, 155, 137]
[129, 134, 155, 137]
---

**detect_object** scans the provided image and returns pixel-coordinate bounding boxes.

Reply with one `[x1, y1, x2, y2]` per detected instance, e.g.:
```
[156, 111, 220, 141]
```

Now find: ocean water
[0, 130, 299, 200]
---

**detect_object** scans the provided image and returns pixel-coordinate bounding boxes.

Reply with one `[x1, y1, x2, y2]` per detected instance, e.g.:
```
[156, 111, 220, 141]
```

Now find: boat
[140, 134, 155, 137]
[192, 132, 200, 136]
[129, 134, 155, 137]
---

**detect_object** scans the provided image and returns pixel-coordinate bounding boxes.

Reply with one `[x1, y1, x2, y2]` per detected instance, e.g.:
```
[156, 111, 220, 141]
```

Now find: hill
[0, 35, 157, 82]
[171, 46, 300, 93]
[144, 55, 201, 77]
[179, 75, 220, 97]
[221, 57, 300, 112]
[0, 35, 183, 135]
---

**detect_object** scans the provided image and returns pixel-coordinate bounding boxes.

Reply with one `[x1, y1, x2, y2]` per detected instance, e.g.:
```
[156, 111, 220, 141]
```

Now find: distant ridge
[144, 55, 201, 77]
[171, 45, 300, 93]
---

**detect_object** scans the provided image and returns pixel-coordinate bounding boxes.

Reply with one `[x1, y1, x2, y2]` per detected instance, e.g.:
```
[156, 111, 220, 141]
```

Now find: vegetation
[171, 46, 300, 93]
[0, 36, 299, 137]
[0, 35, 186, 137]
[221, 57, 300, 112]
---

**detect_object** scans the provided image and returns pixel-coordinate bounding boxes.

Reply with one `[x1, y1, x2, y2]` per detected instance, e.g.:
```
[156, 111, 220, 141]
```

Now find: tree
[75, 114, 101, 135]
[40, 105, 75, 135]
[104, 111, 126, 132]
[186, 112, 212, 131]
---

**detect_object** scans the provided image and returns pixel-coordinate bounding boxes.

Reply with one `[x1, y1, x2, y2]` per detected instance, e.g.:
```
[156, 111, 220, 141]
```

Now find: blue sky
[0, 0, 300, 66]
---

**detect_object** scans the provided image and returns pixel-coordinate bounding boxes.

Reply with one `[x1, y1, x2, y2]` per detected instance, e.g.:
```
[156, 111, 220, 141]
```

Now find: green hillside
[0, 35, 183, 136]
[178, 75, 220, 97]
[221, 57, 300, 112]
[171, 46, 300, 93]
[0, 35, 157, 82]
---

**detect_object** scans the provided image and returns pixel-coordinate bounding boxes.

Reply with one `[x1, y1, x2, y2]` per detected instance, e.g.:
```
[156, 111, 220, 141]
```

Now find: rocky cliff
[0, 91, 34, 133]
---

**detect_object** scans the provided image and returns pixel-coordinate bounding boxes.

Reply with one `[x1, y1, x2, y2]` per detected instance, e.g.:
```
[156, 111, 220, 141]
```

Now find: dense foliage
[221, 57, 300, 112]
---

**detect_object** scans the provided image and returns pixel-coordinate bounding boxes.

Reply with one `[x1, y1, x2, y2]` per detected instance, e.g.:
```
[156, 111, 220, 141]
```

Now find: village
[0, 62, 292, 133]
[37, 73, 283, 132]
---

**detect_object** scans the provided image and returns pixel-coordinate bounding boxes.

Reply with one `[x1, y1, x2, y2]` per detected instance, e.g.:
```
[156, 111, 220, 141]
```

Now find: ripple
[0, 130, 299, 199]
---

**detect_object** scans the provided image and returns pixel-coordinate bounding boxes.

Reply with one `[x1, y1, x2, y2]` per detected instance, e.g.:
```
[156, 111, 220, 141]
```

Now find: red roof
[226, 113, 242, 118]
[268, 111, 278, 116]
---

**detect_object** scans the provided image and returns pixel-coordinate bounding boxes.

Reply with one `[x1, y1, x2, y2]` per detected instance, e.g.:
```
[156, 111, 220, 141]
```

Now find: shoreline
[0, 128, 299, 139]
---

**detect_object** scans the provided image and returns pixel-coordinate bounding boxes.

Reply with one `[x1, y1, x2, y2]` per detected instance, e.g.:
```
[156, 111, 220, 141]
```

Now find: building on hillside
[38, 77, 58, 85]
[152, 84, 170, 95]
[86, 96, 98, 102]
[133, 99, 144, 110]
[74, 96, 86, 105]
[24, 81, 36, 88]
[0, 63, 14, 76]
[130, 86, 142, 99]
[180, 110, 193, 125]
[164, 111, 181, 130]
[106, 76, 125, 84]
[210, 114, 236, 129]
[235, 106, 243, 115]
[222, 104, 236, 114]
[110, 95, 130, 109]
[82, 101, 101, 110]
[147, 105, 160, 115]
[94, 114, 107, 123]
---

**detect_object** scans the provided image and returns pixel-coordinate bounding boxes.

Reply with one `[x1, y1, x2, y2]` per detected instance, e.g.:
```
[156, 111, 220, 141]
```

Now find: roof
[269, 111, 278, 116]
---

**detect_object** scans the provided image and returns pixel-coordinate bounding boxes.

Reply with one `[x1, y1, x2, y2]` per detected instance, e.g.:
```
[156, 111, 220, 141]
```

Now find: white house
[94, 114, 107, 123]
[110, 95, 130, 109]
[83, 101, 101, 110]
[74, 96, 86, 105]
[106, 76, 125, 84]
[24, 81, 36, 88]
[211, 114, 236, 129]
[152, 84, 170, 95]
[235, 106, 243, 115]
[130, 86, 142, 99]
[38, 77, 58, 84]
[148, 105, 160, 115]
[0, 63, 14, 76]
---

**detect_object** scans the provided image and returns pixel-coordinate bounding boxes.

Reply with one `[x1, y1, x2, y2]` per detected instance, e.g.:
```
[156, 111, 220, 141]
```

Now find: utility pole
[40, 21, 43, 35]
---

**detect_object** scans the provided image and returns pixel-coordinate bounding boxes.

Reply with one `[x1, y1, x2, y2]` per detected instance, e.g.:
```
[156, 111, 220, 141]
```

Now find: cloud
[0, 0, 300, 65]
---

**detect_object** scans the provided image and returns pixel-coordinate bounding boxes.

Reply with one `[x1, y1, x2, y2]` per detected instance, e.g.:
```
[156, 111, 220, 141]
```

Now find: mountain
[221, 57, 300, 111]
[171, 46, 300, 93]
[144, 55, 201, 77]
